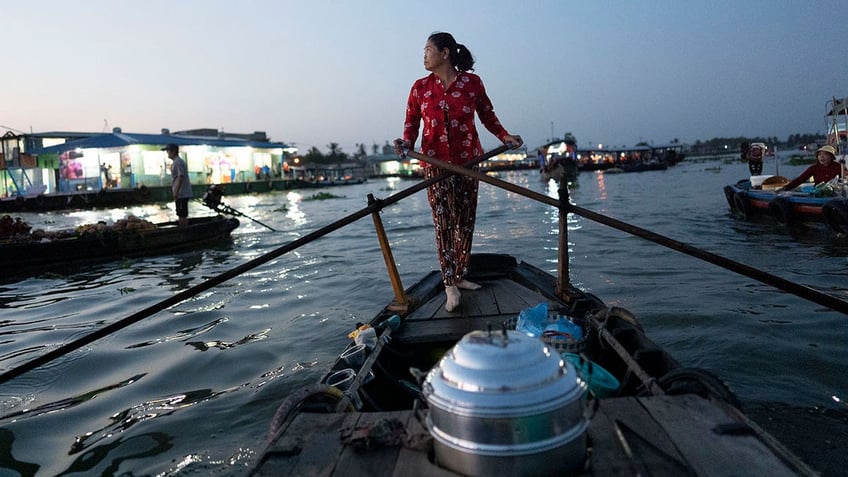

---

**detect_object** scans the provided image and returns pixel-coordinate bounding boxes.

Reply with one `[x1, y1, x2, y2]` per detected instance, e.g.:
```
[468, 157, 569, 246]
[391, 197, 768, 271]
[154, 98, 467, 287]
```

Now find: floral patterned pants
[424, 166, 479, 286]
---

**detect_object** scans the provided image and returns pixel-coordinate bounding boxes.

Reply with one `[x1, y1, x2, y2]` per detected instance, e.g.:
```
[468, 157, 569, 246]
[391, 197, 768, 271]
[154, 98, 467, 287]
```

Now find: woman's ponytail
[428, 32, 475, 72]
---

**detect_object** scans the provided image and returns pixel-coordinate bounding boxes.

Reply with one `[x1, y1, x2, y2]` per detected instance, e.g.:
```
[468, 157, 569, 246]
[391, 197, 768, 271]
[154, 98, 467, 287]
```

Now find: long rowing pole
[0, 145, 508, 385]
[405, 149, 848, 316]
[5, 143, 844, 384]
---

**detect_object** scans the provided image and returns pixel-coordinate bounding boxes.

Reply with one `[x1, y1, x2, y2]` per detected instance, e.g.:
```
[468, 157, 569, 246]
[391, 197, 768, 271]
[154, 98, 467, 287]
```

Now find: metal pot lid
[424, 329, 585, 413]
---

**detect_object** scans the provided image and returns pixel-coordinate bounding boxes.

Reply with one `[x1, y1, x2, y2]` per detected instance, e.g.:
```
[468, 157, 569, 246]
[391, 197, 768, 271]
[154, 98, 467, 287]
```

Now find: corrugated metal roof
[33, 131, 292, 154]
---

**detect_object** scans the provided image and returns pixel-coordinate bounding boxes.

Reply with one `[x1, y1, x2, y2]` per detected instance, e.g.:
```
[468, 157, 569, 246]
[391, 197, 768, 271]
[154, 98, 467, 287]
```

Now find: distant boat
[539, 156, 578, 183]
[618, 157, 668, 172]
[724, 95, 848, 236]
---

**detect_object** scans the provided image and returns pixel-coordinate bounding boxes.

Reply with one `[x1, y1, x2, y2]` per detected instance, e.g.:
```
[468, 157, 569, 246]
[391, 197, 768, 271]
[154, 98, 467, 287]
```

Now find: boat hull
[1, 216, 239, 276]
[0, 179, 360, 213]
[249, 254, 810, 476]
[724, 179, 841, 229]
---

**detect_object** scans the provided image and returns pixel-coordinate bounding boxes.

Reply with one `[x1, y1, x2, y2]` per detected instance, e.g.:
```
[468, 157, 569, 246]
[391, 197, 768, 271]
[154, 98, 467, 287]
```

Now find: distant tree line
[300, 141, 398, 165]
[687, 133, 826, 155]
[298, 131, 827, 163]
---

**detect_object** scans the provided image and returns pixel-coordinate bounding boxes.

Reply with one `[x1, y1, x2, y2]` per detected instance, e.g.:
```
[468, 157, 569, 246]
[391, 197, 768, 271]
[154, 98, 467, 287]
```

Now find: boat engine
[202, 185, 224, 210]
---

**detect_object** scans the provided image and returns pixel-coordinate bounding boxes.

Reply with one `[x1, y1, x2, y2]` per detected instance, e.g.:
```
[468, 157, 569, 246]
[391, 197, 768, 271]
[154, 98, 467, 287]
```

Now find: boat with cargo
[723, 97, 848, 235]
[0, 214, 239, 279]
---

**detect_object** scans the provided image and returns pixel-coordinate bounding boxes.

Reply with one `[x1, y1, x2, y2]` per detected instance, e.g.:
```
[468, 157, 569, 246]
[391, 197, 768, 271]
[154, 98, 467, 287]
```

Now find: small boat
[0, 215, 239, 277]
[250, 151, 817, 476]
[251, 260, 813, 476]
[723, 176, 845, 229]
[724, 97, 848, 235]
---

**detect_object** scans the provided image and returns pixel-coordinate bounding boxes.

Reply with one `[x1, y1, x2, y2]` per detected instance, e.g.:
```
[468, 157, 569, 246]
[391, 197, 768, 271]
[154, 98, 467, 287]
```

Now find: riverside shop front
[2, 128, 296, 198]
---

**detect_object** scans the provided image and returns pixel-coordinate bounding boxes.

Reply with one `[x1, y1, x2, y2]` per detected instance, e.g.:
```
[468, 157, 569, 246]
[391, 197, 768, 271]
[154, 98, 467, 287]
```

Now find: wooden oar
[405, 149, 848, 315]
[0, 145, 508, 385]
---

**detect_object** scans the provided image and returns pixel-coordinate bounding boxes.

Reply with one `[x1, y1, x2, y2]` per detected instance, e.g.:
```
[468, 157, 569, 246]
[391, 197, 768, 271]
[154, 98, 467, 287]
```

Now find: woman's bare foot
[456, 279, 481, 290]
[445, 285, 461, 312]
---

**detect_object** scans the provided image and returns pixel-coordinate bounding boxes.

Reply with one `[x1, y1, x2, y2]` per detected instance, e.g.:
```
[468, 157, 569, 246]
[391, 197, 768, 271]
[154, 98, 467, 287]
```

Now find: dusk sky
[2, 1, 843, 154]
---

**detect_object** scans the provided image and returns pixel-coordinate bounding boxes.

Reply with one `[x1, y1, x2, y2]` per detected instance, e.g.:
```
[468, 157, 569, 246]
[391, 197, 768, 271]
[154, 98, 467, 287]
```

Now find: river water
[0, 155, 846, 476]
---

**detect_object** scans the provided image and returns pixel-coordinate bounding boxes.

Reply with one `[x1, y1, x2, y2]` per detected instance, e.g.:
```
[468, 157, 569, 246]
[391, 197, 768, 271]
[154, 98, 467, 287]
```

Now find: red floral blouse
[402, 72, 509, 165]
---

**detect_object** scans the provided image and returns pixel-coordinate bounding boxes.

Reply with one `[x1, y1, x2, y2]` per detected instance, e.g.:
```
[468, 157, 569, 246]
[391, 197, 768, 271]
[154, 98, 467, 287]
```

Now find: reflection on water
[125, 317, 229, 349]
[0, 165, 846, 475]
[185, 328, 270, 351]
[63, 431, 175, 475]
[0, 374, 145, 422]
[0, 429, 38, 475]
[284, 191, 307, 226]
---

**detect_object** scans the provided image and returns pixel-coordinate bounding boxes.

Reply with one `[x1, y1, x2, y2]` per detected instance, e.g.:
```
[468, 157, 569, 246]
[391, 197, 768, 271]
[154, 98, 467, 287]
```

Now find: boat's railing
[2, 145, 847, 386]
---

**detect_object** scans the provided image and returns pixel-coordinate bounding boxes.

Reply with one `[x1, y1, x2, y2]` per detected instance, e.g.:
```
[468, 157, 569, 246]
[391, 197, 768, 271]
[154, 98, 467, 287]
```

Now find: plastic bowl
[562, 353, 620, 398]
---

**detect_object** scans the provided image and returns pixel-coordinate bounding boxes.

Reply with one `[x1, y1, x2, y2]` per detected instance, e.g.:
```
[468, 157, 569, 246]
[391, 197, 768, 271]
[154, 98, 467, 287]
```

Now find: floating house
[0, 128, 310, 211]
[1, 128, 297, 197]
[541, 140, 685, 171]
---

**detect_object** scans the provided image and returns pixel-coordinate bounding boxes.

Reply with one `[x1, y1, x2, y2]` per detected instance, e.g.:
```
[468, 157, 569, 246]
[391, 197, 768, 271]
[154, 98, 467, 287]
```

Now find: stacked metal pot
[423, 329, 589, 476]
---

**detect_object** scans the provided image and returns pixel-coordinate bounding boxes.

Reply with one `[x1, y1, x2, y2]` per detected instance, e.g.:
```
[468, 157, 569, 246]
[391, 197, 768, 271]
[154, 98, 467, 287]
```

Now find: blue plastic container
[562, 353, 620, 398]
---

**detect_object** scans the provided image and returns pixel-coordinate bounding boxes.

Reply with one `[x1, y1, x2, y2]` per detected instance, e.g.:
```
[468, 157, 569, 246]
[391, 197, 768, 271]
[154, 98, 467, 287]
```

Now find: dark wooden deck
[253, 393, 805, 476]
[395, 275, 558, 344]
[252, 266, 815, 476]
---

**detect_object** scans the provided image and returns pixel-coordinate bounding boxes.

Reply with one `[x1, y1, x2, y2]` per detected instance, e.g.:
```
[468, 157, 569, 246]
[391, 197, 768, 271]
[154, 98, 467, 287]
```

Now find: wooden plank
[587, 401, 641, 476]
[394, 316, 509, 343]
[489, 279, 551, 315]
[427, 288, 485, 320]
[641, 395, 798, 477]
[255, 412, 359, 476]
[589, 397, 691, 476]
[406, 292, 445, 321]
[406, 277, 555, 322]
[334, 411, 410, 476]
[474, 283, 501, 316]
[459, 287, 484, 317]
[392, 410, 463, 477]
[414, 287, 494, 321]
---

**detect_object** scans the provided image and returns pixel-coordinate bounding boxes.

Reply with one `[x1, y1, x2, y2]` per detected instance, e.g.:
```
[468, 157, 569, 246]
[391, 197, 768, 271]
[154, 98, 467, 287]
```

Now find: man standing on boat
[394, 32, 522, 312]
[164, 144, 192, 227]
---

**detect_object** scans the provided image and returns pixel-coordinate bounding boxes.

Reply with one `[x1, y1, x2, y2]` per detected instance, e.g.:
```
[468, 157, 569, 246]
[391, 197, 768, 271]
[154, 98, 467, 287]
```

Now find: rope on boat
[265, 383, 350, 444]
[587, 308, 665, 396]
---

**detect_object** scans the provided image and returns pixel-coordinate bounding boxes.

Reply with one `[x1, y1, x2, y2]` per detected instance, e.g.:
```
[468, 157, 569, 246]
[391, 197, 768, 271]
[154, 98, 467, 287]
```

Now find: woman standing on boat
[394, 32, 522, 312]
[779, 144, 842, 192]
